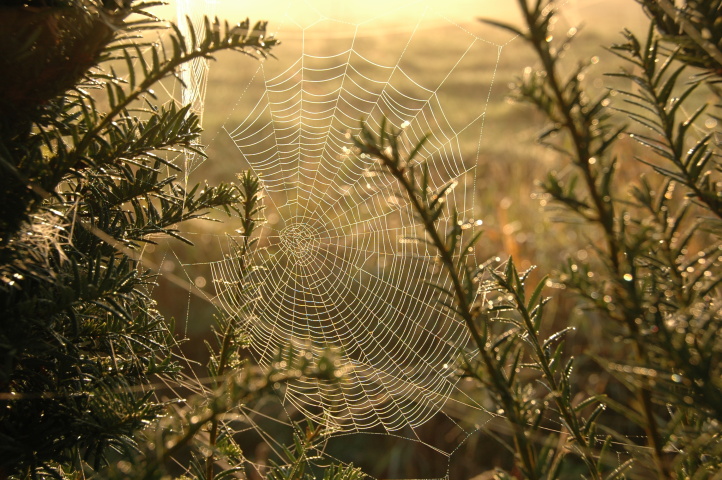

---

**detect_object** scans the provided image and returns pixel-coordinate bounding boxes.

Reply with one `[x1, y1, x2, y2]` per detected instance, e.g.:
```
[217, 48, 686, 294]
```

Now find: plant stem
[205, 320, 235, 480]
[364, 139, 540, 479]
[516, 0, 670, 475]
[502, 271, 603, 479]
[206, 183, 254, 480]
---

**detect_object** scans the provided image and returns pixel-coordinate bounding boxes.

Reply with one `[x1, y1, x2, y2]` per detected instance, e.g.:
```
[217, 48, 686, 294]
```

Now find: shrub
[3, 0, 721, 478]
[0, 1, 280, 476]
[355, 0, 722, 477]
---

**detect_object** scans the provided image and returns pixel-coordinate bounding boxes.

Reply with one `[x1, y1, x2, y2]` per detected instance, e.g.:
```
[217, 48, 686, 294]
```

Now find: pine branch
[353, 120, 608, 479]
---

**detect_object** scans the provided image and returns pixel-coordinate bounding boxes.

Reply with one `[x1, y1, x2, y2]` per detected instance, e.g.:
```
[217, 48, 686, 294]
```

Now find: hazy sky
[163, 0, 646, 40]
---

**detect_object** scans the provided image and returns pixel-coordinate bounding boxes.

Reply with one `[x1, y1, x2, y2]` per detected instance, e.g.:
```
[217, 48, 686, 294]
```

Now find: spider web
[162, 0, 524, 477]
[214, 4, 500, 432]
[155, 0, 655, 475]
[175, 0, 216, 124]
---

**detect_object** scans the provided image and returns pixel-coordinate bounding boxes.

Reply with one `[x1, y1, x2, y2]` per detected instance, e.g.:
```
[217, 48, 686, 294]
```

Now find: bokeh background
[145, 1, 651, 478]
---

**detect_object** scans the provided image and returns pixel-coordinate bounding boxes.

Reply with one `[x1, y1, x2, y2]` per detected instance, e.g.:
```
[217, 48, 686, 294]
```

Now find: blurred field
[155, 0, 647, 314]
[148, 1, 652, 477]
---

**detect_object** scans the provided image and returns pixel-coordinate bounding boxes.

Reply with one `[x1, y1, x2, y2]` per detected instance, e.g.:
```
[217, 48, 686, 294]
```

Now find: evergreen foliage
[355, 0, 722, 477]
[0, 1, 282, 477]
[503, 0, 722, 476]
[2, 0, 721, 479]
